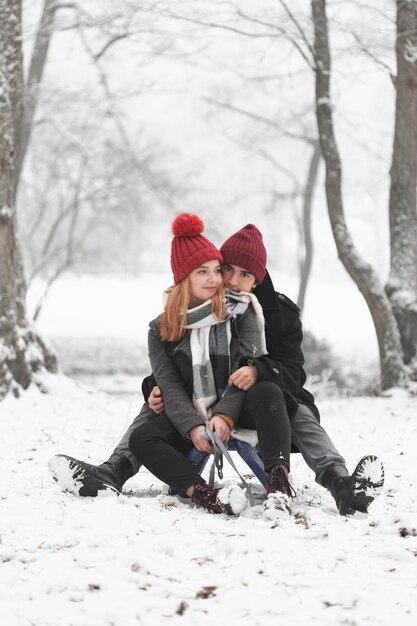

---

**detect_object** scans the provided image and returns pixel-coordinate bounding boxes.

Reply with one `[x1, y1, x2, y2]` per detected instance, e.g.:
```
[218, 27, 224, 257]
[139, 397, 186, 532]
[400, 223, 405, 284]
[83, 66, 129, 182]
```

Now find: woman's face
[188, 259, 223, 308]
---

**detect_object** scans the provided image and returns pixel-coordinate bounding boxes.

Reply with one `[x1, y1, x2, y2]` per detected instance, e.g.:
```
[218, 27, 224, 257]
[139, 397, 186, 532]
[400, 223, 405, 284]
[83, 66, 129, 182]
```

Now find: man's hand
[228, 365, 258, 390]
[189, 425, 213, 454]
[209, 415, 231, 443]
[148, 385, 165, 414]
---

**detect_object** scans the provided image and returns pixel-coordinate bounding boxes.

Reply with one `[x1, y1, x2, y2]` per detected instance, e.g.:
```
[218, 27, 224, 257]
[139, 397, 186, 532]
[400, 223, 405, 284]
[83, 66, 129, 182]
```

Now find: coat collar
[253, 270, 279, 311]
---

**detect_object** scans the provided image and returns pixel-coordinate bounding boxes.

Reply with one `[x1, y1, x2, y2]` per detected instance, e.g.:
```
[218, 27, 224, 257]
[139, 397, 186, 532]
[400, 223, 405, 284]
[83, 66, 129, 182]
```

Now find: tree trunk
[386, 0, 417, 374]
[0, 0, 57, 400]
[297, 139, 321, 314]
[15, 0, 56, 191]
[311, 0, 407, 389]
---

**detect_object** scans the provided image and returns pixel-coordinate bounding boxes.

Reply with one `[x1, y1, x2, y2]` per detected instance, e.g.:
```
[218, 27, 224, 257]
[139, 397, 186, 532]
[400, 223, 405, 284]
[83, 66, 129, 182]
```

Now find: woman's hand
[148, 385, 165, 414]
[228, 365, 258, 390]
[209, 415, 231, 443]
[189, 425, 213, 454]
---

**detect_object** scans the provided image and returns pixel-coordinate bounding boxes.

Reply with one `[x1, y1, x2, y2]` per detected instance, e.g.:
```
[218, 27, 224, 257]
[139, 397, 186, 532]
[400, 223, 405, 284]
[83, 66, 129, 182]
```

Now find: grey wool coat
[144, 305, 264, 439]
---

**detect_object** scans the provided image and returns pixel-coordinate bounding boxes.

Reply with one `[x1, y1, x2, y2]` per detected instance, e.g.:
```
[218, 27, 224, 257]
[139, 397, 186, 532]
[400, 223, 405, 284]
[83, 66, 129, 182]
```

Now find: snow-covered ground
[1, 374, 416, 626]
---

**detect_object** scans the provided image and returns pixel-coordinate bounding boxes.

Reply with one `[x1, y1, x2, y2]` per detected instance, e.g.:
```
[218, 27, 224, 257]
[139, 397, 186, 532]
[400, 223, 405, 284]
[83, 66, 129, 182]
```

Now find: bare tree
[311, 0, 408, 389]
[297, 139, 320, 314]
[0, 0, 57, 399]
[17, 0, 182, 317]
[16, 0, 58, 190]
[386, 0, 417, 372]
[203, 93, 321, 314]
[20, 112, 169, 319]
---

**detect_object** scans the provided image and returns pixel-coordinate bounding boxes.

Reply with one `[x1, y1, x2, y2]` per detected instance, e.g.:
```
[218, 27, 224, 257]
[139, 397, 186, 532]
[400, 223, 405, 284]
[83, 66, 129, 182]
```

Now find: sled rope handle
[203, 426, 255, 507]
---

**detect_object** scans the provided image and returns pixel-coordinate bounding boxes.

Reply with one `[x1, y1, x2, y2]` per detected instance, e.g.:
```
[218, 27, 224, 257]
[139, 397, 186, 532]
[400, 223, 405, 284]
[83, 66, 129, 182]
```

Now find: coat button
[278, 294, 284, 300]
[272, 367, 279, 374]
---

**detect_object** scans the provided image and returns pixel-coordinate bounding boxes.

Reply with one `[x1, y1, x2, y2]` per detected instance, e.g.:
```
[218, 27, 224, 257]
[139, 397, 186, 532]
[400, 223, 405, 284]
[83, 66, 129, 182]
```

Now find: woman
[129, 212, 268, 515]
[145, 225, 297, 516]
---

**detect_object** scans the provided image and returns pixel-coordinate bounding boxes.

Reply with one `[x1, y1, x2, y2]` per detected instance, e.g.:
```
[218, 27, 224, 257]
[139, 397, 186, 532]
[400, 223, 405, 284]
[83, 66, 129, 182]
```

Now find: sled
[186, 431, 267, 488]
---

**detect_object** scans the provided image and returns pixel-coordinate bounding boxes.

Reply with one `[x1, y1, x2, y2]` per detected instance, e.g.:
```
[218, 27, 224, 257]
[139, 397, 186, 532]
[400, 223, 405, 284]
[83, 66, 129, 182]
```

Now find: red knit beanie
[219, 224, 267, 284]
[170, 213, 223, 284]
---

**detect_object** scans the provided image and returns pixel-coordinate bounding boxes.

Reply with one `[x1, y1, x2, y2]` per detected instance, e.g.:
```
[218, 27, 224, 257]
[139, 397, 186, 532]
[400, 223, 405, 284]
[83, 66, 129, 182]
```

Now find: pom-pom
[172, 212, 204, 237]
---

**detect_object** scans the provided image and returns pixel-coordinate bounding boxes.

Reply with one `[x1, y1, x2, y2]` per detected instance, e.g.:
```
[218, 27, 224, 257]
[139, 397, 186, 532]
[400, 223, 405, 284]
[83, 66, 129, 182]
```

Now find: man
[49, 224, 384, 515]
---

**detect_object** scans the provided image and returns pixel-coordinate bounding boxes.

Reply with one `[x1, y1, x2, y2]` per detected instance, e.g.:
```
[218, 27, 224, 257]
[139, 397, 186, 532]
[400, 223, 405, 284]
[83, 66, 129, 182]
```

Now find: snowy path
[0, 375, 416, 626]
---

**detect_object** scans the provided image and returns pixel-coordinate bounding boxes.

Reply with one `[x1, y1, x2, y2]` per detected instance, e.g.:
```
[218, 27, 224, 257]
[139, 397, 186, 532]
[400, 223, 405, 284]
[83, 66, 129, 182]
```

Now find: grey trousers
[107, 402, 154, 474]
[108, 401, 349, 484]
[290, 404, 348, 484]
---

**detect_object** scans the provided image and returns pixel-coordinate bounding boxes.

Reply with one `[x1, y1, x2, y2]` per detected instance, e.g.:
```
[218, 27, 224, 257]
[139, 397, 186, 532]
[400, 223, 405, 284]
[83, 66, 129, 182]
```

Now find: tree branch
[204, 96, 317, 144]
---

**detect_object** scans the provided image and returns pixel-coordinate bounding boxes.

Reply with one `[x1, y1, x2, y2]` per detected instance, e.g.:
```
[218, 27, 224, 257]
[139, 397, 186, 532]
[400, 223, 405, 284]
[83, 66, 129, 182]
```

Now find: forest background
[1, 0, 417, 396]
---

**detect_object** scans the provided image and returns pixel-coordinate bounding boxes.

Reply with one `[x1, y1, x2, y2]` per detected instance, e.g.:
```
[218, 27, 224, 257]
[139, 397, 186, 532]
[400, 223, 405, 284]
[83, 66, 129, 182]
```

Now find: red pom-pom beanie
[219, 224, 267, 285]
[170, 213, 223, 284]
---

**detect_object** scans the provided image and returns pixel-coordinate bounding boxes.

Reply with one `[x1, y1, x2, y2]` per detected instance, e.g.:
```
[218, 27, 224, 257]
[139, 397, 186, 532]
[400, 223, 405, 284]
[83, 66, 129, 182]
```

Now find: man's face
[222, 264, 257, 293]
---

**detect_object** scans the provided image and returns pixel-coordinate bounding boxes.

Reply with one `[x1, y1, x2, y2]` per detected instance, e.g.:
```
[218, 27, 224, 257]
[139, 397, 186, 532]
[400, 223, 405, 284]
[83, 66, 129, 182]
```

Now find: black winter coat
[250, 270, 319, 423]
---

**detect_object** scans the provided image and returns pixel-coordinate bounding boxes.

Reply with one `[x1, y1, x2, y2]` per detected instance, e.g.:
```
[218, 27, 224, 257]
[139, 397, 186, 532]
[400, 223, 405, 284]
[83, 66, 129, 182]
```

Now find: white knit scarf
[184, 290, 266, 421]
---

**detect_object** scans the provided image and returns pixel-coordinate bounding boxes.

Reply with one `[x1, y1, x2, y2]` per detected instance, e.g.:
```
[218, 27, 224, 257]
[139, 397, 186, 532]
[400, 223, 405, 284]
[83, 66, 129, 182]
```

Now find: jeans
[238, 382, 291, 470]
[128, 415, 201, 493]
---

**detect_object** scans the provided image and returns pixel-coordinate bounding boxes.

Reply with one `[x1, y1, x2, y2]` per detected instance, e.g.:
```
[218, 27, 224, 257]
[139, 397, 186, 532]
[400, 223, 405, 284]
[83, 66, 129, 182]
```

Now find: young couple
[49, 213, 384, 516]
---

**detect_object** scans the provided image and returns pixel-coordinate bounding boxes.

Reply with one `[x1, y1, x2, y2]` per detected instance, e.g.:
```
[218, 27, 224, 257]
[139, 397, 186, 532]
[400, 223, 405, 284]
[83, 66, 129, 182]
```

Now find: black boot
[323, 455, 385, 516]
[191, 482, 226, 514]
[190, 482, 246, 515]
[266, 465, 295, 498]
[48, 454, 134, 497]
[264, 464, 296, 514]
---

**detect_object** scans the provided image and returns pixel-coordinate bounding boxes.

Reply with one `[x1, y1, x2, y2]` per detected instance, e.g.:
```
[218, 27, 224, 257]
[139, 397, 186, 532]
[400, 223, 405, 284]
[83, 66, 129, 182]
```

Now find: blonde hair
[159, 278, 225, 342]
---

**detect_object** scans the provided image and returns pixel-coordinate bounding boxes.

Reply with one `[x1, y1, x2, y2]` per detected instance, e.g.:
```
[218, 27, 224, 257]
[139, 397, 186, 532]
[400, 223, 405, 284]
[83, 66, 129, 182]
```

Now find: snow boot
[48, 454, 133, 497]
[325, 455, 385, 516]
[190, 482, 245, 515]
[264, 465, 295, 514]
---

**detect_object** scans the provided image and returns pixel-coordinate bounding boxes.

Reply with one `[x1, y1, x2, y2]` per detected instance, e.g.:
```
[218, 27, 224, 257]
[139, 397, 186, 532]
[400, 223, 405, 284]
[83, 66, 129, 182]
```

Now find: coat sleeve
[141, 373, 156, 401]
[242, 309, 306, 397]
[231, 305, 265, 372]
[213, 306, 264, 423]
[148, 322, 204, 438]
